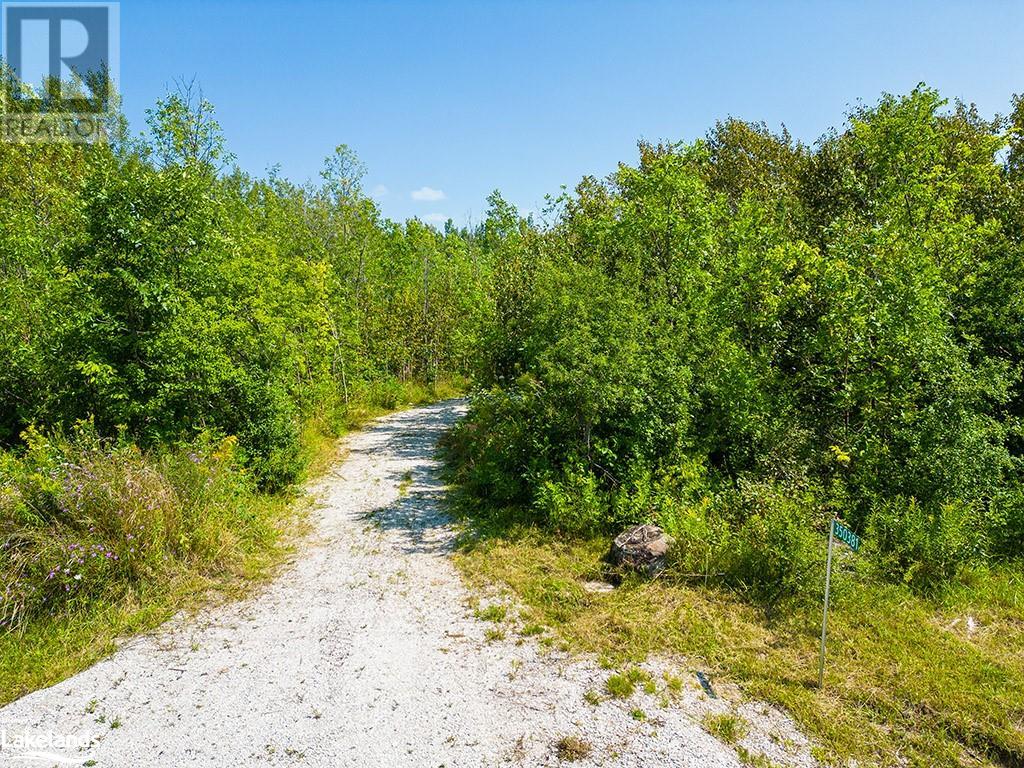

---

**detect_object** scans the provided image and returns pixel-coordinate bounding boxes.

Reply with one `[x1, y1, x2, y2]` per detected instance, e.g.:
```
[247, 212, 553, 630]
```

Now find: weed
[554, 735, 592, 762]
[736, 746, 779, 767]
[663, 673, 683, 696]
[605, 668, 651, 698]
[474, 603, 508, 623]
[398, 471, 413, 497]
[507, 659, 523, 680]
[605, 673, 635, 698]
[704, 712, 748, 745]
[484, 627, 505, 642]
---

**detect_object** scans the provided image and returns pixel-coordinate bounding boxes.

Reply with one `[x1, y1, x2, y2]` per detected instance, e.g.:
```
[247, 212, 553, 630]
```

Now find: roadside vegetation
[453, 526, 1024, 766]
[0, 80, 485, 702]
[446, 86, 1024, 767]
[4, 69, 1024, 766]
[0, 378, 457, 704]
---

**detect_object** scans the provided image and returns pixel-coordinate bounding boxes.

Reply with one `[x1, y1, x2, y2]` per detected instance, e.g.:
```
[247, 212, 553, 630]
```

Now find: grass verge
[0, 378, 464, 706]
[452, 518, 1024, 767]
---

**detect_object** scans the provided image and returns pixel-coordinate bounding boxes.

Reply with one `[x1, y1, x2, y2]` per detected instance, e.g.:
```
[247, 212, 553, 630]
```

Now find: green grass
[604, 667, 652, 698]
[605, 672, 637, 698]
[452, 520, 1024, 767]
[0, 380, 465, 706]
[0, 480, 305, 706]
[736, 746, 781, 768]
[474, 603, 508, 622]
[483, 626, 505, 642]
[704, 712, 748, 744]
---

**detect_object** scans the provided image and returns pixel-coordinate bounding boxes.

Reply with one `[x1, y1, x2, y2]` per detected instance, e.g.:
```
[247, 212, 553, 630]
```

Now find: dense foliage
[0, 86, 495, 630]
[447, 87, 1024, 593]
[5, 79, 1021, 764]
[0, 89, 490, 489]
[5, 83, 1024, 632]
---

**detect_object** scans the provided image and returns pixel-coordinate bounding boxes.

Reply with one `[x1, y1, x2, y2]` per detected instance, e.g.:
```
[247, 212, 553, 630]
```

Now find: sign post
[818, 517, 860, 688]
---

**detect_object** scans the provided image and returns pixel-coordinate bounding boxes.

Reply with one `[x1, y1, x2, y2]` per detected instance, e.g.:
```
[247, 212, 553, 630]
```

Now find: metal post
[818, 517, 835, 688]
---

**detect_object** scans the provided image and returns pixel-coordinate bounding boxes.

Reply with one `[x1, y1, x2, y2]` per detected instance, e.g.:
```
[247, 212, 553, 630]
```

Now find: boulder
[609, 524, 674, 575]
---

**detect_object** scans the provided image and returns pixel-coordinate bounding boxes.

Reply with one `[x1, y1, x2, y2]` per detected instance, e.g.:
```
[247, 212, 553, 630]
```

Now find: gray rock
[609, 524, 674, 575]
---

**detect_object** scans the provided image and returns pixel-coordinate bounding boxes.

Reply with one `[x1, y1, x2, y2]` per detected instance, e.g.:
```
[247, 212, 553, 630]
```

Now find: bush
[723, 483, 824, 602]
[534, 467, 605, 534]
[0, 422, 262, 631]
[865, 497, 988, 588]
[441, 387, 537, 506]
[232, 382, 303, 491]
[657, 479, 825, 602]
[449, 87, 1024, 591]
[988, 485, 1024, 560]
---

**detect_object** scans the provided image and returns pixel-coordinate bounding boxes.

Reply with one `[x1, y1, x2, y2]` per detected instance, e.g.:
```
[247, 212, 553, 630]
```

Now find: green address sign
[833, 520, 860, 552]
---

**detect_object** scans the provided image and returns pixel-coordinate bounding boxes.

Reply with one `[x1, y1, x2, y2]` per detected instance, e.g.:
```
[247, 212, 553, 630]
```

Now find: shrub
[448, 87, 1024, 592]
[720, 482, 825, 601]
[0, 423, 261, 631]
[441, 387, 537, 506]
[534, 467, 605, 535]
[865, 497, 988, 588]
[988, 485, 1024, 560]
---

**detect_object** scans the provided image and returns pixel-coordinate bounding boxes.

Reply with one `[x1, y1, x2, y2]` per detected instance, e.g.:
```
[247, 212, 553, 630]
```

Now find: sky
[110, 0, 1024, 225]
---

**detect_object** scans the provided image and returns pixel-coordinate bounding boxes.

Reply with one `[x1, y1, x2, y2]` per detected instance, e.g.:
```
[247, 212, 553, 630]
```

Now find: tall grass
[0, 421, 276, 634]
[0, 377, 465, 703]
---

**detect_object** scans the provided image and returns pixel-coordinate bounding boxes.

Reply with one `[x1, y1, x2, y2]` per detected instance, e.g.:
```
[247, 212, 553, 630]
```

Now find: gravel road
[0, 400, 817, 767]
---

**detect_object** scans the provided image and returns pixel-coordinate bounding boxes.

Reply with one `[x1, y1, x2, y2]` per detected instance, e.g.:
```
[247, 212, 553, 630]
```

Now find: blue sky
[116, 0, 1022, 225]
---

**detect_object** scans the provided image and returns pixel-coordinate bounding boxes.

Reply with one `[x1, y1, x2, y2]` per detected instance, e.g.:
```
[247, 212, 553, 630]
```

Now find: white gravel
[0, 400, 819, 767]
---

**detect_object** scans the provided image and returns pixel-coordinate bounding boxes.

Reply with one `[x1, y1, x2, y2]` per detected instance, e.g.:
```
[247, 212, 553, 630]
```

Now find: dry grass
[0, 464, 308, 706]
[452, 523, 1024, 767]
[554, 734, 592, 762]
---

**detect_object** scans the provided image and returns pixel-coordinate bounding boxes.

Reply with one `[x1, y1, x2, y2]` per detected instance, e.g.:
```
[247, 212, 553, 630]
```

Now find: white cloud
[411, 186, 446, 202]
[371, 184, 389, 198]
[423, 212, 448, 224]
